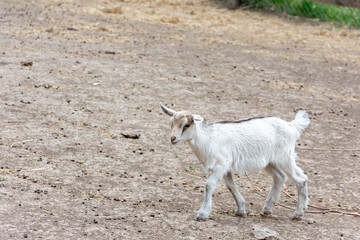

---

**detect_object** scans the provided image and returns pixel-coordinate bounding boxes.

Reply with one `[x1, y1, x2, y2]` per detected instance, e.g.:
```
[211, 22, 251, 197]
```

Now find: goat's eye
[183, 124, 190, 130]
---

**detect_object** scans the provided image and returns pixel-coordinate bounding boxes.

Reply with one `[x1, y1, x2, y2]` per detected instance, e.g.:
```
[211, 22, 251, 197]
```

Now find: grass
[180, 232, 190, 237]
[239, 0, 360, 28]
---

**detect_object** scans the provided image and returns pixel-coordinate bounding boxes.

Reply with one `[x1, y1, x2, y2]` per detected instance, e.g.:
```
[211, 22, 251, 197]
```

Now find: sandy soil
[0, 0, 359, 239]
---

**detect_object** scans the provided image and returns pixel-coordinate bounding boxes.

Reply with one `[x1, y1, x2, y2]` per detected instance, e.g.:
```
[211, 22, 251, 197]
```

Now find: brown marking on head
[186, 114, 194, 125]
[171, 111, 194, 131]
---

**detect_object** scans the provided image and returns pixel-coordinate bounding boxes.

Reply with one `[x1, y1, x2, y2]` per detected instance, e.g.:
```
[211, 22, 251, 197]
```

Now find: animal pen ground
[0, 0, 359, 239]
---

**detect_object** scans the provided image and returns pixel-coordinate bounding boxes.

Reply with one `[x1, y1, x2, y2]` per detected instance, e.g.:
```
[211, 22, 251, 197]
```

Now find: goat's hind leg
[283, 156, 308, 219]
[292, 165, 308, 219]
[224, 172, 246, 217]
[263, 164, 287, 215]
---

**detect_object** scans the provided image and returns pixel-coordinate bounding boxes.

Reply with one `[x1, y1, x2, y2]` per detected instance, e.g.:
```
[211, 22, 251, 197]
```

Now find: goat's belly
[232, 157, 268, 175]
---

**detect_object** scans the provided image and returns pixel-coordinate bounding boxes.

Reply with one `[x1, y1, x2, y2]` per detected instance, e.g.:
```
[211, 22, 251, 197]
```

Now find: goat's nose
[170, 136, 176, 144]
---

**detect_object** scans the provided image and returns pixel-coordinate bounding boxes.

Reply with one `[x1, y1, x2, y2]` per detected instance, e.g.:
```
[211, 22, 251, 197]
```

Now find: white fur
[160, 103, 310, 220]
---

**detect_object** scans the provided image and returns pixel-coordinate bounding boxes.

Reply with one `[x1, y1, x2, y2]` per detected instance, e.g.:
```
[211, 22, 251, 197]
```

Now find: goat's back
[206, 117, 301, 174]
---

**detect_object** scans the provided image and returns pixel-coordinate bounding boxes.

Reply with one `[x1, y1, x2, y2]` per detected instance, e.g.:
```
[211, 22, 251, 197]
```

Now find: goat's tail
[292, 110, 310, 135]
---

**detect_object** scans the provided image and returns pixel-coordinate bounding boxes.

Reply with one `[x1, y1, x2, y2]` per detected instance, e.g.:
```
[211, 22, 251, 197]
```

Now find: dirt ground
[0, 0, 359, 239]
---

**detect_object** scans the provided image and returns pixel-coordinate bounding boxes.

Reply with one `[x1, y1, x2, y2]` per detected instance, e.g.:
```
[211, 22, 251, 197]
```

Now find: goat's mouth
[171, 139, 180, 145]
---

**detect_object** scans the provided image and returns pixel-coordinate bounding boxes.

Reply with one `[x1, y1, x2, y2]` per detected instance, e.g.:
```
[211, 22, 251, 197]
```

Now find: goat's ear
[160, 102, 175, 116]
[193, 114, 204, 123]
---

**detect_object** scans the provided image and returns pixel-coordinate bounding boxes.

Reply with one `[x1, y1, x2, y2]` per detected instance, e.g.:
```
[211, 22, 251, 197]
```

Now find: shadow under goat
[160, 103, 310, 221]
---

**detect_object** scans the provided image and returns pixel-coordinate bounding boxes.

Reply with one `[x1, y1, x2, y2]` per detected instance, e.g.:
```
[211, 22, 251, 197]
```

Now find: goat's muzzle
[170, 136, 177, 144]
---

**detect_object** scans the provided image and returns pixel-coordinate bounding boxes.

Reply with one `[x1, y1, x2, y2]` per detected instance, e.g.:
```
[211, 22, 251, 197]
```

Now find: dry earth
[0, 0, 360, 239]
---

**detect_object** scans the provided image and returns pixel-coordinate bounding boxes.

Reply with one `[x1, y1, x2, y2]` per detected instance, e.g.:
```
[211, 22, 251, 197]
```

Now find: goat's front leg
[197, 166, 226, 221]
[224, 171, 246, 217]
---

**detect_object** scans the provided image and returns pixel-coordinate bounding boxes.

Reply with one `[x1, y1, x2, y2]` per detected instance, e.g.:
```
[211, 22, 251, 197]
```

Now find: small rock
[20, 61, 33, 67]
[251, 225, 279, 240]
[121, 133, 140, 139]
[67, 26, 79, 31]
[104, 51, 116, 55]
[307, 219, 316, 224]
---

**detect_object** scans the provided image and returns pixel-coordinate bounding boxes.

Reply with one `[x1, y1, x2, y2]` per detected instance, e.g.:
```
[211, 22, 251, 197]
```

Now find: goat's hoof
[261, 210, 272, 216]
[235, 211, 247, 217]
[292, 211, 304, 220]
[196, 216, 207, 221]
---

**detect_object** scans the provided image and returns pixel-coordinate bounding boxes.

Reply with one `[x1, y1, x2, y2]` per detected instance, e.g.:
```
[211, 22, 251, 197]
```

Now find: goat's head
[160, 103, 203, 145]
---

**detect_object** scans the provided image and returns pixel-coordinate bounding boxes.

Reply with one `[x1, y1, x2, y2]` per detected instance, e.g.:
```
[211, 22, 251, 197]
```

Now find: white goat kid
[160, 103, 310, 221]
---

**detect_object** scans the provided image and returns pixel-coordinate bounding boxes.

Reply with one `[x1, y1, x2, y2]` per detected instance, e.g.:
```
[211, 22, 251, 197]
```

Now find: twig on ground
[297, 147, 359, 151]
[281, 189, 297, 203]
[40, 206, 54, 215]
[184, 90, 200, 98]
[10, 139, 35, 148]
[120, 133, 140, 139]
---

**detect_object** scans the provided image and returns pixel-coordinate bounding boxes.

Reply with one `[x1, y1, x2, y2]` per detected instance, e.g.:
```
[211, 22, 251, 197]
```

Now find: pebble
[104, 51, 116, 55]
[307, 219, 316, 224]
[251, 225, 279, 239]
[67, 26, 79, 31]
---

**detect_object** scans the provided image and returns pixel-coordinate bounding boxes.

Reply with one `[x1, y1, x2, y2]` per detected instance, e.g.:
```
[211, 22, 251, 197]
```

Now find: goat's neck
[187, 124, 210, 165]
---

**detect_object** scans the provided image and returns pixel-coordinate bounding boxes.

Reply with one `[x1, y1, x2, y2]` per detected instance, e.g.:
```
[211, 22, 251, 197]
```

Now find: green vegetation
[180, 232, 190, 237]
[240, 0, 360, 28]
